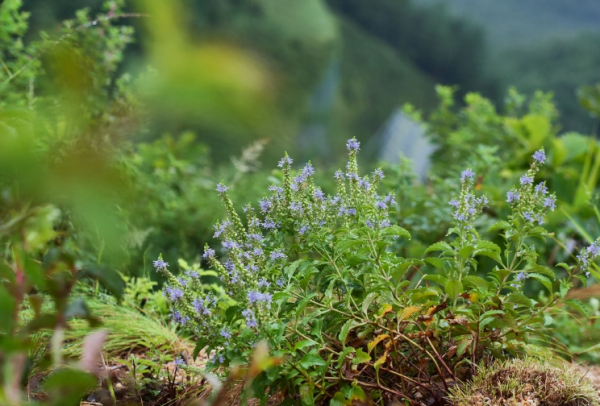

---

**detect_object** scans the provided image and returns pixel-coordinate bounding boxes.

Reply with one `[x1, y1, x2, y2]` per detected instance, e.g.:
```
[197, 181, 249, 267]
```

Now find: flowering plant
[156, 140, 596, 405]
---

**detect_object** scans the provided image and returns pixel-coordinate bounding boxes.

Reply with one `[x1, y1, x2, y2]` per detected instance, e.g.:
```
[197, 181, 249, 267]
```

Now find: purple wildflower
[276, 278, 285, 287]
[520, 175, 533, 186]
[298, 225, 310, 235]
[506, 190, 519, 203]
[449, 199, 460, 208]
[384, 193, 397, 205]
[222, 240, 239, 250]
[359, 178, 371, 190]
[535, 183, 548, 195]
[516, 272, 526, 282]
[216, 183, 228, 193]
[373, 169, 384, 179]
[461, 168, 475, 182]
[347, 138, 360, 151]
[533, 149, 546, 164]
[165, 286, 184, 302]
[302, 163, 315, 177]
[278, 156, 293, 168]
[270, 250, 286, 260]
[242, 309, 257, 328]
[174, 357, 185, 367]
[203, 248, 215, 259]
[153, 258, 168, 270]
[259, 198, 272, 213]
[263, 219, 277, 229]
[290, 202, 302, 213]
[334, 170, 345, 181]
[376, 201, 387, 210]
[523, 211, 534, 222]
[346, 208, 357, 216]
[379, 219, 391, 228]
[220, 328, 232, 340]
[258, 278, 270, 287]
[543, 196, 556, 211]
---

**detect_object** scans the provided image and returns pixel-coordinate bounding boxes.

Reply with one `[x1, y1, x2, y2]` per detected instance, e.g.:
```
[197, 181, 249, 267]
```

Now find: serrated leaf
[489, 221, 512, 232]
[380, 225, 411, 239]
[527, 273, 553, 293]
[463, 275, 489, 290]
[423, 274, 449, 287]
[445, 280, 463, 300]
[335, 239, 363, 252]
[459, 245, 475, 259]
[425, 241, 453, 255]
[565, 299, 590, 318]
[300, 353, 326, 369]
[424, 257, 446, 270]
[505, 293, 533, 308]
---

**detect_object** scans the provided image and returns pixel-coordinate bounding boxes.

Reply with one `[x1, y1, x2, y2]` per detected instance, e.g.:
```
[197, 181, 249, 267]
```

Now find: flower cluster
[154, 138, 401, 366]
[449, 167, 488, 233]
[577, 238, 600, 278]
[506, 149, 556, 225]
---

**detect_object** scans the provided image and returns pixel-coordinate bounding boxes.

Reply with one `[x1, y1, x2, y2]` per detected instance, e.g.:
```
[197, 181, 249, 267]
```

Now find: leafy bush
[157, 139, 595, 404]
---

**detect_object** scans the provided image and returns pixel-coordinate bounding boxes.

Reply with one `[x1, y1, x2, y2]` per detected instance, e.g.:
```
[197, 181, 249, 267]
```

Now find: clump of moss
[449, 358, 599, 406]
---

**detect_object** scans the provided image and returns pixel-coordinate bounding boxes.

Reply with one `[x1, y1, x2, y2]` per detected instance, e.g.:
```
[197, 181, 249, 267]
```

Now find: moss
[449, 358, 599, 406]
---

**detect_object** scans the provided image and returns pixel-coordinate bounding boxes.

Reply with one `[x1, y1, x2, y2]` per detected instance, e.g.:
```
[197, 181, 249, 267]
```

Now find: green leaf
[480, 310, 504, 320]
[380, 225, 411, 240]
[336, 347, 355, 369]
[474, 241, 502, 263]
[193, 338, 209, 360]
[505, 293, 533, 308]
[479, 317, 495, 331]
[361, 292, 378, 315]
[294, 340, 317, 352]
[423, 274, 449, 287]
[300, 353, 326, 369]
[445, 280, 463, 300]
[463, 275, 489, 290]
[565, 299, 590, 318]
[459, 245, 475, 259]
[489, 221, 512, 232]
[296, 293, 317, 318]
[338, 320, 354, 345]
[527, 273, 553, 294]
[352, 349, 371, 365]
[456, 340, 472, 356]
[425, 257, 446, 270]
[425, 241, 453, 255]
[525, 265, 555, 279]
[335, 239, 363, 252]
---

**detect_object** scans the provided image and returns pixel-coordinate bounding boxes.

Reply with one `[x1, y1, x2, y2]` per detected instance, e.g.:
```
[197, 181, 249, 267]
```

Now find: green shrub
[157, 139, 595, 404]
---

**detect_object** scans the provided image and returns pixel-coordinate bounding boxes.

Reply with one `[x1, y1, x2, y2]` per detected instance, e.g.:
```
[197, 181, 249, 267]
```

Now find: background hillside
[18, 0, 600, 159]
